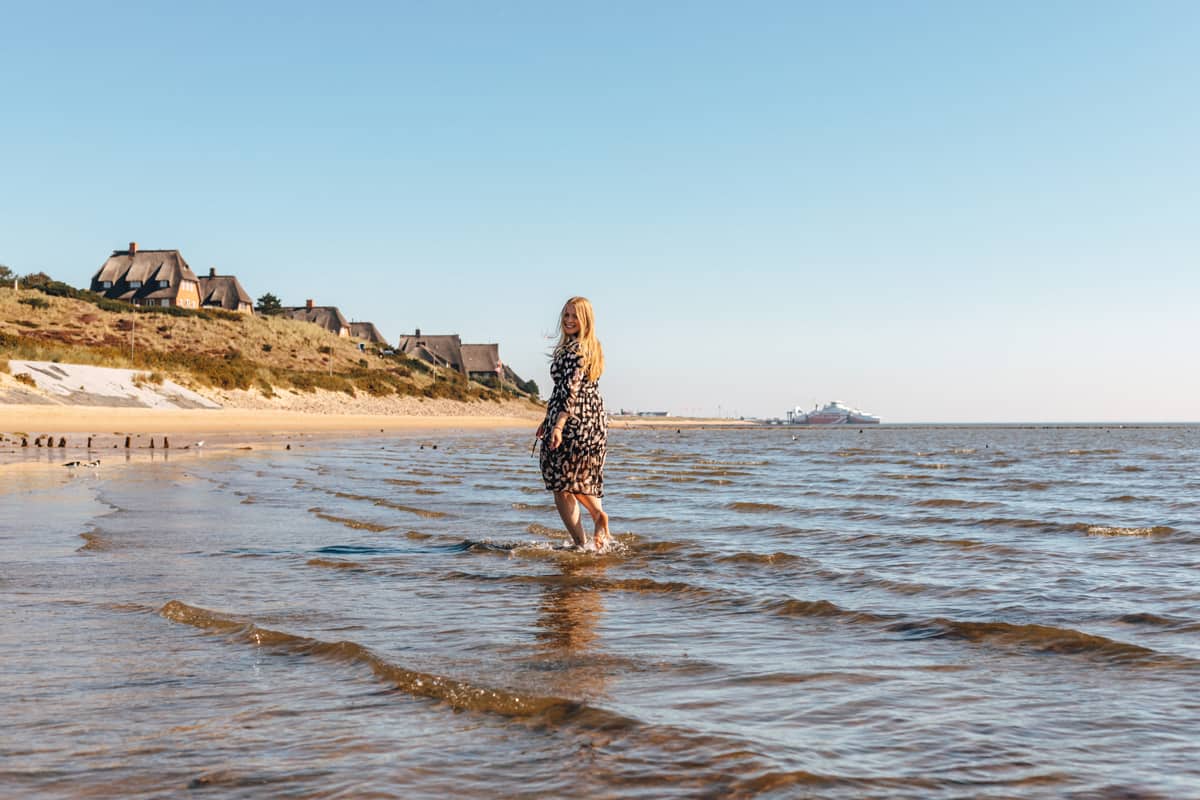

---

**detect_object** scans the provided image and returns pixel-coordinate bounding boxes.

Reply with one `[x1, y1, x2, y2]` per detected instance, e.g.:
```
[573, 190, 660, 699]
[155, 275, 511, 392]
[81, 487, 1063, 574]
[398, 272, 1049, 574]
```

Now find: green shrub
[19, 296, 49, 309]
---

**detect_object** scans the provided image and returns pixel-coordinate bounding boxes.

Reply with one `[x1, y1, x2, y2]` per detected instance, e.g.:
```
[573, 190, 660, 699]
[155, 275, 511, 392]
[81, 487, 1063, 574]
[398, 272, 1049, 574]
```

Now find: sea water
[2, 425, 1198, 798]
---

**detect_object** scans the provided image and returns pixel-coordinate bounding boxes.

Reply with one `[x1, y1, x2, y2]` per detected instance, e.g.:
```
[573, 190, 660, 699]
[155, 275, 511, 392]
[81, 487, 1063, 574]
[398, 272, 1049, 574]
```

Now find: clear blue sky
[2, 1, 1196, 422]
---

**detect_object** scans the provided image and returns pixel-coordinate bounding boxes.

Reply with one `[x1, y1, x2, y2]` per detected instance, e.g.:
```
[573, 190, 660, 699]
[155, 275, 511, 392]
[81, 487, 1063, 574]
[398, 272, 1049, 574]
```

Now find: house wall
[174, 280, 201, 309]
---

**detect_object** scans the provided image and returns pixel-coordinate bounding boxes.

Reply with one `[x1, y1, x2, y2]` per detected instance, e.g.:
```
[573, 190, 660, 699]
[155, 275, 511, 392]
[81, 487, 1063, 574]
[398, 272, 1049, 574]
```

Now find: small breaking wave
[1086, 525, 1176, 537]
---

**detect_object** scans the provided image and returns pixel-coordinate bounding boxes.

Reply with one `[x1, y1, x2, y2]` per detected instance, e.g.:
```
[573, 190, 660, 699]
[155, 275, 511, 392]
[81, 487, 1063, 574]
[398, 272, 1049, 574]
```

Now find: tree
[21, 271, 52, 289]
[255, 292, 283, 316]
[0, 264, 13, 284]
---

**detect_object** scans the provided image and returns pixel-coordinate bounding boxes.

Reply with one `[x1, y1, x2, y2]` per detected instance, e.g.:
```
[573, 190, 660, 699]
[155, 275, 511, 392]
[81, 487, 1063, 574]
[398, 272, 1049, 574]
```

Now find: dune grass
[0, 286, 538, 405]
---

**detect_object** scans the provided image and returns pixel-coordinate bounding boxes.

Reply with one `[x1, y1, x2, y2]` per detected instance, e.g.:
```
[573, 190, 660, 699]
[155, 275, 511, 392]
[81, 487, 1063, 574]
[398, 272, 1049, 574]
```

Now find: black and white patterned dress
[540, 339, 607, 496]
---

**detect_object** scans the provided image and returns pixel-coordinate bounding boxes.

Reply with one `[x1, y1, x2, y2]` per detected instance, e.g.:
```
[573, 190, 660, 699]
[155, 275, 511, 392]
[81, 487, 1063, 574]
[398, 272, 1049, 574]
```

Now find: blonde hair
[554, 296, 605, 382]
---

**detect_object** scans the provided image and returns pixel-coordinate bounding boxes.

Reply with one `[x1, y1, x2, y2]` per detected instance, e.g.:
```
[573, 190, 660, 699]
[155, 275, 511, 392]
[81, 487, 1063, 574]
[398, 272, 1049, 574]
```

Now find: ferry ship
[787, 400, 880, 425]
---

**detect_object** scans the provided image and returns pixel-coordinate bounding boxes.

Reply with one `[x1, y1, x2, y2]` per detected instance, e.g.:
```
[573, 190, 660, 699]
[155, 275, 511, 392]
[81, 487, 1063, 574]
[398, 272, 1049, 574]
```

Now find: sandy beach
[0, 404, 540, 436]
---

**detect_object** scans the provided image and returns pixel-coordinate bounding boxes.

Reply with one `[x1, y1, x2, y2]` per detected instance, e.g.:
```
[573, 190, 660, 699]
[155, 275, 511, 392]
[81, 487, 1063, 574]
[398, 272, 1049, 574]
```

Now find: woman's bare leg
[553, 491, 588, 548]
[574, 493, 611, 550]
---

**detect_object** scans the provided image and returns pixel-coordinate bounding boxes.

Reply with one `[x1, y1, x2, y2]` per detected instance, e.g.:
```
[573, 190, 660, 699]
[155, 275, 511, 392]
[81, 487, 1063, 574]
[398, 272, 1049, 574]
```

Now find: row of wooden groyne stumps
[12, 435, 174, 449]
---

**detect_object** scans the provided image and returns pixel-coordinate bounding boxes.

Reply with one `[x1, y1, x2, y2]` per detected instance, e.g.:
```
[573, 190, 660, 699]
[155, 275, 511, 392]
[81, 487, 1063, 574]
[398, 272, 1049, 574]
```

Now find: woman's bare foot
[593, 512, 612, 550]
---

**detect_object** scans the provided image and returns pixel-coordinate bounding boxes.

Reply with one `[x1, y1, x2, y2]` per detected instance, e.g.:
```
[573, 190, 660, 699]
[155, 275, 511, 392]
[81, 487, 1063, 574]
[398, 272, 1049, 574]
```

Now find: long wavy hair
[554, 296, 605, 382]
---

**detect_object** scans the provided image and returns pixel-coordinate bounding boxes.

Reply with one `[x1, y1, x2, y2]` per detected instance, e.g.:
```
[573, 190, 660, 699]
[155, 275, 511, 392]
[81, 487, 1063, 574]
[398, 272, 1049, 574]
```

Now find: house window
[102, 281, 113, 289]
[161, 299, 171, 307]
[129, 281, 142, 288]
[159, 280, 169, 288]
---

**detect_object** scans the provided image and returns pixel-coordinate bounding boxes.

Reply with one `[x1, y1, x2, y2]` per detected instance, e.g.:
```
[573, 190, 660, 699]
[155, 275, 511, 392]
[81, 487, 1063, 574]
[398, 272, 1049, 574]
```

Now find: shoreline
[0, 404, 541, 436]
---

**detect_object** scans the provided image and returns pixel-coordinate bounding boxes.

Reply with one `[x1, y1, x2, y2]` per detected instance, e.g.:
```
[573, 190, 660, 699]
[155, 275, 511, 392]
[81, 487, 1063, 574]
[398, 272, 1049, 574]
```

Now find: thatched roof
[396, 331, 463, 372]
[198, 272, 253, 312]
[91, 246, 199, 303]
[283, 303, 349, 336]
[349, 322, 388, 345]
[461, 343, 501, 375]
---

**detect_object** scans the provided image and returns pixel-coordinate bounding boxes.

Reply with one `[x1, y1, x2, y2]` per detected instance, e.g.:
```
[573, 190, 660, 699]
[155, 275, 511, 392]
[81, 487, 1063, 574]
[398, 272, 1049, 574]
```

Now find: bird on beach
[63, 459, 101, 468]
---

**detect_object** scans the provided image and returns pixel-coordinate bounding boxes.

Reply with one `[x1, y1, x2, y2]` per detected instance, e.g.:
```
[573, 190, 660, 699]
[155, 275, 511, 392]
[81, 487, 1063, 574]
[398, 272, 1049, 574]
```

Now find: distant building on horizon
[89, 242, 201, 309]
[198, 267, 254, 314]
[282, 299, 350, 337]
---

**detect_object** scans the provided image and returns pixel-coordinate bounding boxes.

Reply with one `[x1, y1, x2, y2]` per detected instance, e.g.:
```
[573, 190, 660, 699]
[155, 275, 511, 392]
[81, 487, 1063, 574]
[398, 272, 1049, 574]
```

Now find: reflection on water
[2, 425, 1199, 798]
[536, 561, 606, 654]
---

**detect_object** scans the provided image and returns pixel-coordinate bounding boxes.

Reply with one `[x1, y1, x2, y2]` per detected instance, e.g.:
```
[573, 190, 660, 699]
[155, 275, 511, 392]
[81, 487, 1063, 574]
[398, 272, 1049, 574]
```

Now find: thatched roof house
[198, 268, 253, 314]
[282, 300, 350, 337]
[349, 322, 388, 346]
[461, 343, 502, 380]
[395, 329, 464, 372]
[90, 242, 201, 309]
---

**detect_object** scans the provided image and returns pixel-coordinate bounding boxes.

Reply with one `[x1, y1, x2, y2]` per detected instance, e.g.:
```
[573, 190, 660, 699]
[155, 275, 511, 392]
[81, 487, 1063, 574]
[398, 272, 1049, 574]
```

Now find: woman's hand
[549, 426, 563, 450]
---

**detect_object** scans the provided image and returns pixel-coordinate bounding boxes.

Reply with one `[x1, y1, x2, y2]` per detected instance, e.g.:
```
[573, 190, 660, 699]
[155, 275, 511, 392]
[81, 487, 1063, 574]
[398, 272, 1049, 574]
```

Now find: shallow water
[3, 425, 1199, 798]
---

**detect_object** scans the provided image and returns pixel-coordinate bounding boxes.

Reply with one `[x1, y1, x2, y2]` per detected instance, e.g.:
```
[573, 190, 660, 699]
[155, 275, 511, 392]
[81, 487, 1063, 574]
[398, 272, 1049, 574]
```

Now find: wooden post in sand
[58, 437, 66, 447]
[163, 437, 169, 449]
[124, 436, 131, 449]
[149, 438, 155, 449]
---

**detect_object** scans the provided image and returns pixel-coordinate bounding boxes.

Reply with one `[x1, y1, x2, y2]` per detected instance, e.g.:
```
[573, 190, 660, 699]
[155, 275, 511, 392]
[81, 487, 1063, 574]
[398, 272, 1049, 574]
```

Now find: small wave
[888, 617, 1193, 667]
[997, 480, 1053, 491]
[1116, 614, 1200, 633]
[526, 523, 564, 538]
[76, 530, 110, 552]
[331, 491, 446, 518]
[306, 558, 366, 570]
[385, 478, 423, 486]
[404, 530, 433, 540]
[307, 507, 394, 532]
[158, 600, 639, 725]
[1086, 525, 1175, 537]
[511, 501, 553, 512]
[913, 498, 1000, 509]
[974, 517, 1080, 533]
[726, 502, 786, 513]
[765, 598, 844, 617]
[1120, 465, 1146, 472]
[716, 551, 805, 567]
[313, 544, 405, 555]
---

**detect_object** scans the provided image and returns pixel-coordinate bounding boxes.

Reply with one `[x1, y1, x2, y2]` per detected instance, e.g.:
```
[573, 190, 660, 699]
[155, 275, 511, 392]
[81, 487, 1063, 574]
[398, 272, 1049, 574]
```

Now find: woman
[537, 296, 611, 551]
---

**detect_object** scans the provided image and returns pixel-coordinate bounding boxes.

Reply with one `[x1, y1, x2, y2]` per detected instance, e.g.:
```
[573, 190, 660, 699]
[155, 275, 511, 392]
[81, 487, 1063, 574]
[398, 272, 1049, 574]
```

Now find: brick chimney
[209, 267, 216, 277]
[306, 299, 314, 310]
[129, 241, 138, 255]
[415, 327, 421, 337]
